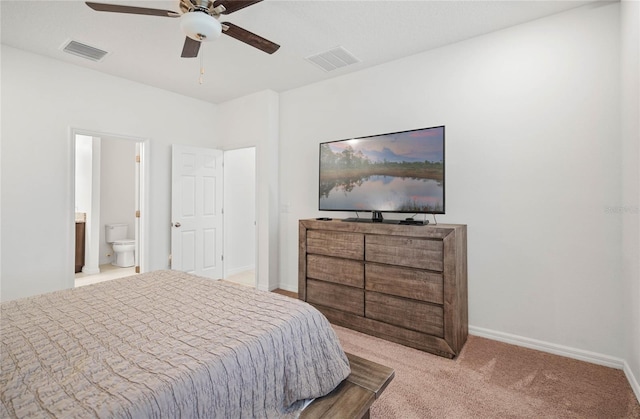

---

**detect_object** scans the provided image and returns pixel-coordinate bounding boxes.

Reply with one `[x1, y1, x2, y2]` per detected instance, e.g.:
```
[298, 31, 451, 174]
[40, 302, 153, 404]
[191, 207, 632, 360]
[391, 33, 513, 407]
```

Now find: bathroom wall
[99, 137, 136, 266]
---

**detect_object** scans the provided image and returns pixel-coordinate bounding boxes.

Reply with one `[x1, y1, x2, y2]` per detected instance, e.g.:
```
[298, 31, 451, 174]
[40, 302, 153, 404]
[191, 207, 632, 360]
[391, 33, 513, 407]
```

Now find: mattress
[0, 270, 351, 418]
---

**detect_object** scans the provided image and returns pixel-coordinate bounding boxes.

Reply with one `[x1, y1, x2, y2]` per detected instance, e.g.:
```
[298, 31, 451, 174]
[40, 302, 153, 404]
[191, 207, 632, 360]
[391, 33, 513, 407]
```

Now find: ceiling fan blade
[181, 37, 201, 58]
[85, 2, 178, 17]
[214, 0, 262, 15]
[222, 22, 280, 54]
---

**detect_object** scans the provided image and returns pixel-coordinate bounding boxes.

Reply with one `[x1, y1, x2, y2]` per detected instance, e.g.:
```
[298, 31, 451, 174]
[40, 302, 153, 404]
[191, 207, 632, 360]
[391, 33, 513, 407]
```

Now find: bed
[0, 270, 352, 418]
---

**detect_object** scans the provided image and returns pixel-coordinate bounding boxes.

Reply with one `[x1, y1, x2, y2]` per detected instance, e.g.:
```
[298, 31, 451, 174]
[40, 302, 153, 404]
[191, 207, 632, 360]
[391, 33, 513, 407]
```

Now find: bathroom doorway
[72, 129, 149, 287]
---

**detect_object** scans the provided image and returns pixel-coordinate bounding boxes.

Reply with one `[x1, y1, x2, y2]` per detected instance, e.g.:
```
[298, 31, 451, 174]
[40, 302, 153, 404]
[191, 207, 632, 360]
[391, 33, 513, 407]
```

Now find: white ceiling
[1, 0, 599, 104]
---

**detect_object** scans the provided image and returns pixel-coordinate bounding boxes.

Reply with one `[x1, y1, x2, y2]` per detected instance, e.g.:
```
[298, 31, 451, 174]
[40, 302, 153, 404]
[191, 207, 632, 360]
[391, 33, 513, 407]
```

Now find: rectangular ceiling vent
[62, 40, 109, 62]
[306, 46, 360, 72]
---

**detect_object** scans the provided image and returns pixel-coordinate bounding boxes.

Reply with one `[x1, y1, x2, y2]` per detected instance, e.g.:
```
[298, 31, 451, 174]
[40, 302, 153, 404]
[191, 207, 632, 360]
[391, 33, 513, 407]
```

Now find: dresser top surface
[300, 219, 466, 239]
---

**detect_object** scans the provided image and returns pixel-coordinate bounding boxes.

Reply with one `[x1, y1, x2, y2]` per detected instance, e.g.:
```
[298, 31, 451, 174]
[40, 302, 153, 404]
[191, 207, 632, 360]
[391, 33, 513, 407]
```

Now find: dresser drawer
[366, 235, 443, 271]
[307, 279, 364, 316]
[365, 263, 443, 305]
[307, 254, 364, 288]
[365, 291, 443, 337]
[307, 230, 364, 260]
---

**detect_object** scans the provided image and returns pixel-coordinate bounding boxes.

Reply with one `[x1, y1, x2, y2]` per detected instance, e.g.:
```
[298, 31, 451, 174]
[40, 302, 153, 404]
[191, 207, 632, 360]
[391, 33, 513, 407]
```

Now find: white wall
[0, 45, 218, 301]
[279, 2, 624, 362]
[1, 1, 637, 397]
[216, 90, 280, 291]
[75, 135, 92, 215]
[621, 0, 640, 399]
[99, 137, 136, 265]
[223, 147, 256, 277]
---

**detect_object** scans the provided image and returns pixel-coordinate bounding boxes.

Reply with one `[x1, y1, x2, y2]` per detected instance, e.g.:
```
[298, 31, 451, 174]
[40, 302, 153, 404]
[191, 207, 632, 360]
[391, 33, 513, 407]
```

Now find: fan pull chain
[199, 51, 205, 84]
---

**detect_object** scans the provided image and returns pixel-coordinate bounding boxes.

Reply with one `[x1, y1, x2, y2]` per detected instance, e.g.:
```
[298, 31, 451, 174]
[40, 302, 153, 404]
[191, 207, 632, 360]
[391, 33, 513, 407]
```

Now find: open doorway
[71, 129, 148, 287]
[223, 147, 256, 288]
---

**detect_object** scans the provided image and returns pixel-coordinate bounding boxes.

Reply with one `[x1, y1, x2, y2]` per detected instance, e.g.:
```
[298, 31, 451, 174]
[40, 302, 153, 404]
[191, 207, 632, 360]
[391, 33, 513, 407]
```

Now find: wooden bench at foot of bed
[302, 352, 395, 419]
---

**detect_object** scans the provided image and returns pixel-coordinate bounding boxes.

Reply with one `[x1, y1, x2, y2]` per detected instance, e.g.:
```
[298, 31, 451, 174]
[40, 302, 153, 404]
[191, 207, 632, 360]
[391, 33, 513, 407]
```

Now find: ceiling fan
[85, 0, 280, 58]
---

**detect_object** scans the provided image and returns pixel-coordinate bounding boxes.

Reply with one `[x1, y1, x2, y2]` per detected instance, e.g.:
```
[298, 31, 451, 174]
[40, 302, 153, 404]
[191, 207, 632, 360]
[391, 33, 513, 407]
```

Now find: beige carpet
[332, 325, 640, 418]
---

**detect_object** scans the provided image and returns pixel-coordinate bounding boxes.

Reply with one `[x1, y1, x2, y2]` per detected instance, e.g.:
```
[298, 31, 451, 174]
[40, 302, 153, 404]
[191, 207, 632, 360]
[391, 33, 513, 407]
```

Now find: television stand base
[341, 218, 429, 226]
[399, 219, 429, 226]
[342, 218, 401, 224]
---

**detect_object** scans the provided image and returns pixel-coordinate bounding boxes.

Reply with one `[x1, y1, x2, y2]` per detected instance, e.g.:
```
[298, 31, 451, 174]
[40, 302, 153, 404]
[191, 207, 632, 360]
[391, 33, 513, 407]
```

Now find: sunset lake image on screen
[319, 126, 444, 214]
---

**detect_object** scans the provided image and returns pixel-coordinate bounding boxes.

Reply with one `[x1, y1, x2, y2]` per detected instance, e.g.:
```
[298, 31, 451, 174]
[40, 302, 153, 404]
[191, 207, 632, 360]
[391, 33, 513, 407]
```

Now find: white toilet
[105, 224, 135, 268]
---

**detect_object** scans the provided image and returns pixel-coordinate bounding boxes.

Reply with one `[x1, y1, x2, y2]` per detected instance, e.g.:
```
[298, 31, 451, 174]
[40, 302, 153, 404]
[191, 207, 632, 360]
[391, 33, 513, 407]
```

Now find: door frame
[223, 146, 257, 287]
[69, 127, 150, 283]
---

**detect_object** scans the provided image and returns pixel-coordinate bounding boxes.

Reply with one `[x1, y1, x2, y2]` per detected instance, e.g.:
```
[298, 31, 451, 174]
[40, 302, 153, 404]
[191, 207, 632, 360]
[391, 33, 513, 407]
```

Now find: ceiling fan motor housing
[180, 11, 221, 41]
[85, 0, 280, 56]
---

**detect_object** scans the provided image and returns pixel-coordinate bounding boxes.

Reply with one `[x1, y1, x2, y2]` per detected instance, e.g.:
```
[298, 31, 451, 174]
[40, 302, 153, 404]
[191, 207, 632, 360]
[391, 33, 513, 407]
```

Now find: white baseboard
[469, 325, 640, 404]
[81, 266, 100, 275]
[469, 325, 625, 369]
[623, 360, 640, 404]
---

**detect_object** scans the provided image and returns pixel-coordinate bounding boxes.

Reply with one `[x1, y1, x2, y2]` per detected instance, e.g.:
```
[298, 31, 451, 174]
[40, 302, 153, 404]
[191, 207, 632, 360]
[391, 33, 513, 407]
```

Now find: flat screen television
[319, 125, 444, 222]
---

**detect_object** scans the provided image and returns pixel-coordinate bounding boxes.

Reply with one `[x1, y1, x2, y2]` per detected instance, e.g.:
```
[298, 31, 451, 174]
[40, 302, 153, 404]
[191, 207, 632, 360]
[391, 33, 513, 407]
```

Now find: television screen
[319, 125, 444, 216]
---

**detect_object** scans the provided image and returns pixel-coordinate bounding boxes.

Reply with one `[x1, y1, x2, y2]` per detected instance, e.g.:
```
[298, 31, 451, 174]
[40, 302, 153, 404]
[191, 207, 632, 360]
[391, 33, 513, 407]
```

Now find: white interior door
[171, 145, 223, 279]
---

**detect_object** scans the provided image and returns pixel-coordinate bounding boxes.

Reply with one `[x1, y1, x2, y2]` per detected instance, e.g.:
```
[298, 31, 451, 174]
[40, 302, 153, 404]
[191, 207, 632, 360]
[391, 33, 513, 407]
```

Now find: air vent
[306, 46, 360, 72]
[62, 40, 109, 62]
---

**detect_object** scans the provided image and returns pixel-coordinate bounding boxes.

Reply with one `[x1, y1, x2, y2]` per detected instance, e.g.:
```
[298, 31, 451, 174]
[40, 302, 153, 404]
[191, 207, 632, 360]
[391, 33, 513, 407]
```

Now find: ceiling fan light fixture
[180, 12, 221, 42]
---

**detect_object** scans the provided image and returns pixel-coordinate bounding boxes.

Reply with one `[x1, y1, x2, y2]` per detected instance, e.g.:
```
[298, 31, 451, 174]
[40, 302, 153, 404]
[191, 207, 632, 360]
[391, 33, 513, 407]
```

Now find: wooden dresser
[299, 219, 467, 358]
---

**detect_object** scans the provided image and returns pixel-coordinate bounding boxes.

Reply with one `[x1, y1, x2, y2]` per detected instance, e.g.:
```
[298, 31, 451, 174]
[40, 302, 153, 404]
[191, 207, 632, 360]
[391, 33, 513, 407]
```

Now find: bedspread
[0, 270, 350, 418]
